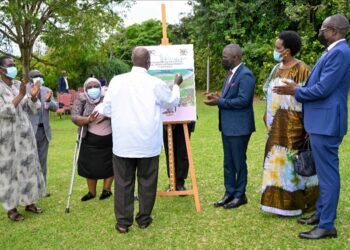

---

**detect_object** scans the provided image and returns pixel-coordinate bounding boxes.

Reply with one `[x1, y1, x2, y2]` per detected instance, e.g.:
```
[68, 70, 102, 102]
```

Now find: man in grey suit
[27, 69, 58, 196]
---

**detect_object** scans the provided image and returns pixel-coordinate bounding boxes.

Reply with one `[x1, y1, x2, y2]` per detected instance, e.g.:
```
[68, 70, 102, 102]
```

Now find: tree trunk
[20, 46, 32, 82]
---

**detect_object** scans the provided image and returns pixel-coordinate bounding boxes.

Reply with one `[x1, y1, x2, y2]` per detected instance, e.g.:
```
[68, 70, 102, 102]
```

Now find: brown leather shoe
[25, 204, 43, 214]
[7, 209, 24, 221]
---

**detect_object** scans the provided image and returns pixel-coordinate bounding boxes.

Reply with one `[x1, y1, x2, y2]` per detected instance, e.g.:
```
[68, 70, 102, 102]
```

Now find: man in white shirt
[101, 47, 182, 233]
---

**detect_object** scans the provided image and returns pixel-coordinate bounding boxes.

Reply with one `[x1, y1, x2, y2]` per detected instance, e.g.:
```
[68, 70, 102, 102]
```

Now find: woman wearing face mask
[0, 56, 46, 221]
[260, 31, 319, 216]
[71, 77, 114, 201]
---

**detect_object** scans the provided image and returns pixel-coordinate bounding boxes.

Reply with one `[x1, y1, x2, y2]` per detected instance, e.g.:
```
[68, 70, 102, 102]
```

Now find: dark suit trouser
[113, 154, 159, 227]
[310, 134, 343, 230]
[222, 134, 251, 198]
[35, 127, 49, 184]
[163, 125, 192, 187]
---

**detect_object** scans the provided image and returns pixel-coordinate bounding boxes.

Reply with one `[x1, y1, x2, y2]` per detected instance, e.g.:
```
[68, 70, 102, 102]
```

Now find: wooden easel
[156, 4, 201, 213]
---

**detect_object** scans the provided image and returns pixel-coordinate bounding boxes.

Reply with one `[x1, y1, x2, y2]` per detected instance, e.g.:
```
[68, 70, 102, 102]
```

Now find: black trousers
[113, 154, 159, 227]
[163, 123, 194, 187]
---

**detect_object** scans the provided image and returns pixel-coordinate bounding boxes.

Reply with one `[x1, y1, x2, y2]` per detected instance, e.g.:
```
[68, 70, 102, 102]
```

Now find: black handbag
[294, 139, 316, 177]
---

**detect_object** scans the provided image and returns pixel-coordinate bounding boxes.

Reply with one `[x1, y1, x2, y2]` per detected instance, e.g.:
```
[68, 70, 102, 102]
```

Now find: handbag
[294, 139, 316, 177]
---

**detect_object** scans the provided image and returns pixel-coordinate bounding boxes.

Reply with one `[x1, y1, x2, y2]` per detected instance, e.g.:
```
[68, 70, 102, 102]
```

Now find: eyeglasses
[319, 27, 333, 32]
[31, 75, 43, 78]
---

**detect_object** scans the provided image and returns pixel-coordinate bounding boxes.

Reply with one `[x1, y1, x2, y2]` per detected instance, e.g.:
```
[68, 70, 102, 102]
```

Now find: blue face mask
[5, 66, 18, 79]
[32, 77, 44, 86]
[273, 50, 283, 62]
[87, 87, 101, 100]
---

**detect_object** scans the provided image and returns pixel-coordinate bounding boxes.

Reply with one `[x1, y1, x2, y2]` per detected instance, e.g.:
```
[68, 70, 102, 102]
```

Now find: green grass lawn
[1, 93, 350, 249]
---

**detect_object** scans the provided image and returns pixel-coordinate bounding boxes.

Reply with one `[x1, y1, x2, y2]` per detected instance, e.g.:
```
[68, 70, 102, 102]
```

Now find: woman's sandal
[7, 209, 24, 221]
[25, 204, 43, 214]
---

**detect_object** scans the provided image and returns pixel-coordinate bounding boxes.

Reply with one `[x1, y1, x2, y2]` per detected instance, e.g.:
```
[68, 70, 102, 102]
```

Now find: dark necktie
[223, 71, 233, 93]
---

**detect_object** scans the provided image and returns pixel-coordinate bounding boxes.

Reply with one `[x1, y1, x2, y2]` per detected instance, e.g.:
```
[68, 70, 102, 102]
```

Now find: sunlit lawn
[1, 93, 350, 249]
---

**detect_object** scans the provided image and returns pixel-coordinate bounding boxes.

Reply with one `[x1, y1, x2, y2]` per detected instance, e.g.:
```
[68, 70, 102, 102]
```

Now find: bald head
[327, 14, 349, 37]
[224, 44, 243, 59]
[222, 44, 243, 70]
[132, 47, 151, 69]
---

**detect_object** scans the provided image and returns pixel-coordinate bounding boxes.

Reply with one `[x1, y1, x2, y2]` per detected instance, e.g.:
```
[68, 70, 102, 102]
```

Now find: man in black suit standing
[204, 44, 255, 209]
[58, 70, 69, 93]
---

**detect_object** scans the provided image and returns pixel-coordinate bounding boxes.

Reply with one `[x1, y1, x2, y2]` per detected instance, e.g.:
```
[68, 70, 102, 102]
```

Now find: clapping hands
[204, 91, 221, 106]
[30, 79, 41, 100]
[45, 90, 52, 102]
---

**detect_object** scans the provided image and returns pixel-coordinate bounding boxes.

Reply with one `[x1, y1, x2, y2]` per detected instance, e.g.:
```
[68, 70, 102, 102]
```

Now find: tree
[104, 19, 163, 65]
[0, 0, 126, 80]
[178, 0, 350, 93]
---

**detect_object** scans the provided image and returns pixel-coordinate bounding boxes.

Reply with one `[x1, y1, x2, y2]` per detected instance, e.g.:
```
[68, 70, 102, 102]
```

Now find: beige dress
[0, 79, 46, 210]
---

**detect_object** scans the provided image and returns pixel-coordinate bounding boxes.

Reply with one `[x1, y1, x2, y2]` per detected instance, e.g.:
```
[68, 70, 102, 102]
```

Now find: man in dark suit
[58, 70, 68, 93]
[27, 69, 58, 196]
[204, 44, 256, 209]
[274, 14, 350, 240]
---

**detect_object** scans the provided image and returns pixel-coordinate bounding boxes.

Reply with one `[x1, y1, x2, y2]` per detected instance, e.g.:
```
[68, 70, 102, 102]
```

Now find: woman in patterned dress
[260, 31, 319, 216]
[0, 56, 46, 221]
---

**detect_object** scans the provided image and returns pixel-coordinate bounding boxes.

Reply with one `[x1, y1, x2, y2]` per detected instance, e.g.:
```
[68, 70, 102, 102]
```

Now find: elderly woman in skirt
[71, 77, 114, 201]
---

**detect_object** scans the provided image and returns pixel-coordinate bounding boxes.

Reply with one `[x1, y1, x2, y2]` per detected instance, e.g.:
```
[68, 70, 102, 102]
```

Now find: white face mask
[32, 77, 44, 86]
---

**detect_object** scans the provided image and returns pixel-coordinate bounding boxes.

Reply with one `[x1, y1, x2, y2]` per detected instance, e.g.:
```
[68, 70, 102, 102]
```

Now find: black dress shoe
[299, 226, 337, 240]
[176, 185, 188, 197]
[115, 224, 129, 234]
[223, 196, 248, 209]
[297, 213, 320, 225]
[176, 185, 186, 191]
[81, 192, 95, 201]
[139, 220, 152, 229]
[99, 190, 112, 200]
[214, 195, 233, 207]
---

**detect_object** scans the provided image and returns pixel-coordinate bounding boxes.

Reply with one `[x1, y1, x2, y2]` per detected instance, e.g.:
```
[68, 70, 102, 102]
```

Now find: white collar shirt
[327, 38, 346, 51]
[64, 77, 69, 90]
[101, 66, 180, 158]
[228, 63, 242, 82]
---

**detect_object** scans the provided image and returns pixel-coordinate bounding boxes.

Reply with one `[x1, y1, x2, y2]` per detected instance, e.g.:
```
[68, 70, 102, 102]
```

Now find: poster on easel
[145, 44, 196, 122]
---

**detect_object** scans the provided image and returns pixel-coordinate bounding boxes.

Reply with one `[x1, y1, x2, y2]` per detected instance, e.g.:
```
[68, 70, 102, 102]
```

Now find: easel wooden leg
[183, 124, 201, 213]
[167, 124, 176, 191]
[157, 123, 201, 213]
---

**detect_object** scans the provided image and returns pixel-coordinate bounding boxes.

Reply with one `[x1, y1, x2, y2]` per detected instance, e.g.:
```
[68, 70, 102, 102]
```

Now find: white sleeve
[101, 86, 112, 118]
[154, 81, 180, 109]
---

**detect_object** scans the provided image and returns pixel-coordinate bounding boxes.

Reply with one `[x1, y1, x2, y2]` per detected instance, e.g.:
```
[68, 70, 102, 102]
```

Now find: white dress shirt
[64, 77, 69, 90]
[327, 38, 346, 51]
[101, 66, 180, 158]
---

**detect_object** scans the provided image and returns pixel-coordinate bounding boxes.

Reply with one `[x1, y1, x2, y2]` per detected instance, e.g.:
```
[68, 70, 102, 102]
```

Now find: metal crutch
[65, 126, 84, 213]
